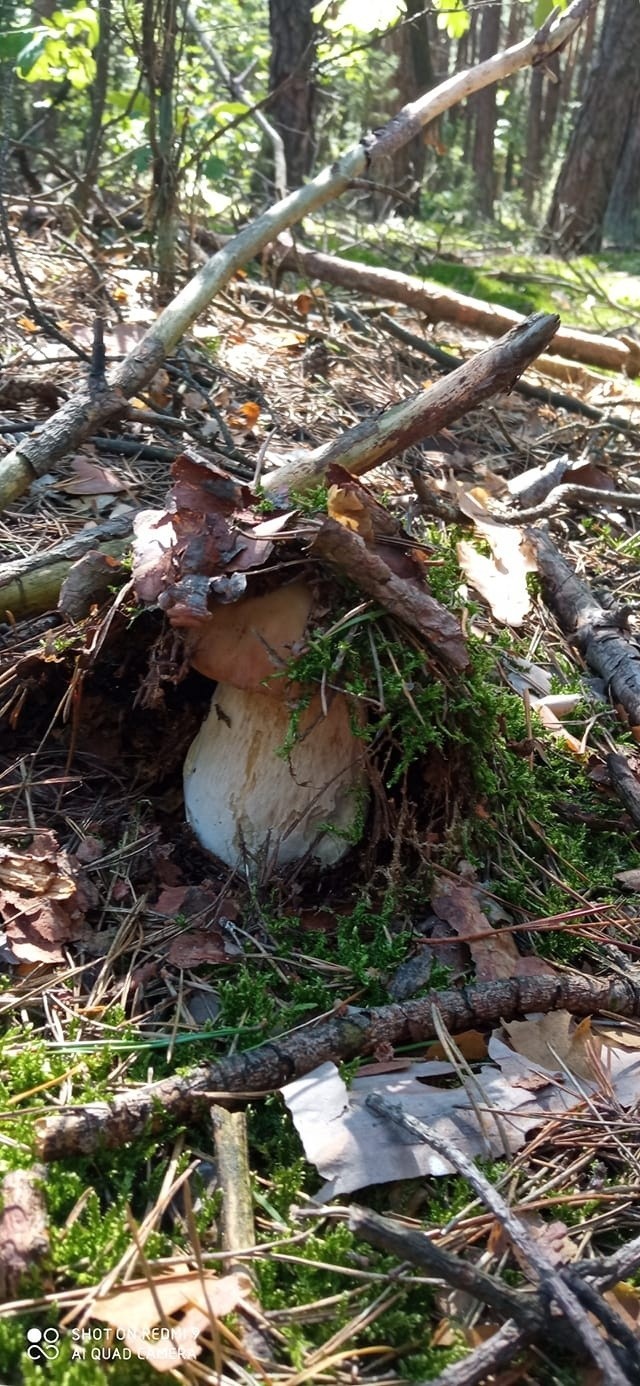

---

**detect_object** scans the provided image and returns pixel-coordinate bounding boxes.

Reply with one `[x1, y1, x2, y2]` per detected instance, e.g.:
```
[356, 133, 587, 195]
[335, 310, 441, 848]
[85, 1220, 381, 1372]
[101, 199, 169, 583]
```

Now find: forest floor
[1, 208, 640, 1386]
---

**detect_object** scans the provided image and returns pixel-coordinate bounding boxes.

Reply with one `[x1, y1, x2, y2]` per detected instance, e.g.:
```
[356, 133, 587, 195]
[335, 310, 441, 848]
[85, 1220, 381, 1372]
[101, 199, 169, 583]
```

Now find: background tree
[544, 0, 640, 251]
[267, 0, 316, 189]
[471, 0, 501, 217]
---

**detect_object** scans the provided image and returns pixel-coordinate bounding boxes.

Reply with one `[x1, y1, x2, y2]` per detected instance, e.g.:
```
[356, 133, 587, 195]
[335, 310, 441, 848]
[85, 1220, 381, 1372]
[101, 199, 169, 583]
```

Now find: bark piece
[530, 528, 640, 731]
[310, 517, 469, 670]
[0, 0, 596, 509]
[35, 973, 640, 1160]
[0, 1168, 49, 1298]
[262, 312, 561, 498]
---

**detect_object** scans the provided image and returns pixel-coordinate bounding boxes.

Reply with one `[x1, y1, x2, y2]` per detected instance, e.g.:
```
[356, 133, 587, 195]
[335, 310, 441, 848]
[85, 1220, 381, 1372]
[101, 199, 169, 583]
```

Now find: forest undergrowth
[1, 211, 640, 1386]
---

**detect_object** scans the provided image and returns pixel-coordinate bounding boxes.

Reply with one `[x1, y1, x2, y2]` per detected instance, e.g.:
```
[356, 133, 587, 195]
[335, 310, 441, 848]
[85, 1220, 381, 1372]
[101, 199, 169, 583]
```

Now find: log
[0, 0, 596, 510]
[262, 312, 560, 497]
[272, 243, 640, 378]
[35, 972, 640, 1159]
[0, 515, 132, 620]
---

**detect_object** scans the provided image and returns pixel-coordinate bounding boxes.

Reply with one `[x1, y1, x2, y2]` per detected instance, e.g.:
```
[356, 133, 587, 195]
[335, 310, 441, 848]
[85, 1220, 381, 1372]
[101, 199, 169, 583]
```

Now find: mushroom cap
[186, 581, 313, 693]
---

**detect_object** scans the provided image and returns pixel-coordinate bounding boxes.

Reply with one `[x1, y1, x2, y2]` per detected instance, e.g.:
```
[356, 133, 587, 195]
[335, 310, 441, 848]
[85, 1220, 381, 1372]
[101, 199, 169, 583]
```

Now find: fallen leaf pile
[0, 831, 92, 964]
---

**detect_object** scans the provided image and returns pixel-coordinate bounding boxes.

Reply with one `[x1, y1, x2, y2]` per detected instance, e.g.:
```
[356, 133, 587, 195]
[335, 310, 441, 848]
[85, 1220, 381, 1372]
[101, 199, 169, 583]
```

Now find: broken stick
[262, 312, 560, 498]
[35, 972, 640, 1161]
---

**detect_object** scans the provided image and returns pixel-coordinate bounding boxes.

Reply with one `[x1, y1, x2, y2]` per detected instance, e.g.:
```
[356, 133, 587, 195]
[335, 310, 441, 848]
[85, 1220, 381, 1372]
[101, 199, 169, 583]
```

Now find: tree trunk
[523, 66, 542, 212]
[605, 96, 640, 246]
[544, 0, 640, 252]
[142, 0, 180, 303]
[472, 0, 502, 217]
[74, 0, 111, 213]
[267, 0, 316, 190]
[389, 0, 435, 213]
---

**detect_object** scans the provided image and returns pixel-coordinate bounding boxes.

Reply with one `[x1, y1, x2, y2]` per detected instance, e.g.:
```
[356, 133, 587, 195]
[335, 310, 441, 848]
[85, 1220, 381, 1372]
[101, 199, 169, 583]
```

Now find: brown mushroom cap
[186, 581, 313, 693]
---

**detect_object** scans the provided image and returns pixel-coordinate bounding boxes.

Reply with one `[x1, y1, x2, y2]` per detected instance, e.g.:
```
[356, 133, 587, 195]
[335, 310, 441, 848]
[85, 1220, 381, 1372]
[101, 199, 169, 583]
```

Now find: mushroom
[183, 582, 367, 870]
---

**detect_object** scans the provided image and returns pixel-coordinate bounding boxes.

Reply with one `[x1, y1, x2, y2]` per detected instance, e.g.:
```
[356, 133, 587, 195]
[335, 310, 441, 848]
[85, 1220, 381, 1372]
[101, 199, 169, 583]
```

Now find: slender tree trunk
[605, 96, 640, 246]
[390, 0, 435, 212]
[74, 0, 111, 212]
[523, 66, 542, 212]
[142, 0, 180, 302]
[544, 0, 640, 252]
[472, 0, 502, 217]
[267, 0, 316, 190]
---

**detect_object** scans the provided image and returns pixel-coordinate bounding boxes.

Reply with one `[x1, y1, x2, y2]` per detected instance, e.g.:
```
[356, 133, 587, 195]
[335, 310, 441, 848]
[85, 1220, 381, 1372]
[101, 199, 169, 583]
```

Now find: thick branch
[35, 972, 640, 1160]
[262, 312, 560, 497]
[272, 242, 639, 377]
[0, 515, 132, 620]
[0, 0, 596, 509]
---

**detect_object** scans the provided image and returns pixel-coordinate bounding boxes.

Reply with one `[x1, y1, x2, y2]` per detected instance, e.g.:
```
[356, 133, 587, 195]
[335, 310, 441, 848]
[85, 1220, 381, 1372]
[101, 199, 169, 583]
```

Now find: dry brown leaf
[92, 1270, 251, 1349]
[61, 456, 128, 496]
[503, 1012, 602, 1082]
[596, 1024, 640, 1050]
[425, 1030, 488, 1062]
[456, 487, 537, 626]
[431, 880, 553, 982]
[327, 485, 375, 542]
[0, 842, 76, 897]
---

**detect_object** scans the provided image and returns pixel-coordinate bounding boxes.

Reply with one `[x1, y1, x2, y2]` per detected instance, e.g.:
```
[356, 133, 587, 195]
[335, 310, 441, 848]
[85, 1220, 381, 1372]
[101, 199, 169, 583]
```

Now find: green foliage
[16, 3, 98, 89]
[433, 0, 470, 41]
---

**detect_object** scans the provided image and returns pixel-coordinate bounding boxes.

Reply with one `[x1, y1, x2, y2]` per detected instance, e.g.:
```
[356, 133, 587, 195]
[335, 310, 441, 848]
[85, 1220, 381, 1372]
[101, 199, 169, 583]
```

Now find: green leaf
[202, 154, 226, 180]
[0, 29, 36, 61]
[434, 0, 470, 41]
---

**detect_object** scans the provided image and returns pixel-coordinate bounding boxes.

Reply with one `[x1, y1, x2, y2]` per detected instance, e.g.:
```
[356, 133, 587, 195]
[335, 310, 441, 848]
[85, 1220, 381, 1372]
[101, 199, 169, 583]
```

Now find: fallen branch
[262, 312, 560, 497]
[530, 527, 640, 728]
[0, 0, 595, 510]
[377, 312, 640, 437]
[35, 972, 640, 1160]
[0, 514, 133, 620]
[366, 1095, 633, 1385]
[272, 241, 640, 379]
[309, 517, 469, 670]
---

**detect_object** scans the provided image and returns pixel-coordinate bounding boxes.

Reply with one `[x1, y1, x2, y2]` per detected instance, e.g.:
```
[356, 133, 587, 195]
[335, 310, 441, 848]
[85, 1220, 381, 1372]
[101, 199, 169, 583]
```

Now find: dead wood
[35, 973, 640, 1161]
[211, 1106, 272, 1361]
[348, 1207, 549, 1340]
[350, 1207, 640, 1386]
[309, 517, 469, 670]
[271, 242, 640, 379]
[606, 752, 640, 830]
[0, 0, 595, 510]
[427, 1322, 529, 1386]
[0, 514, 132, 621]
[509, 484, 640, 523]
[0, 1167, 49, 1299]
[262, 312, 560, 498]
[377, 313, 640, 436]
[366, 1095, 634, 1385]
[530, 527, 640, 729]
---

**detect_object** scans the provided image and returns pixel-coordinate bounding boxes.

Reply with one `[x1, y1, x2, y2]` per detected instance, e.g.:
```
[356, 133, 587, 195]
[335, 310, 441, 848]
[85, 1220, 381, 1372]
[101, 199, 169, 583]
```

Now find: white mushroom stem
[184, 685, 366, 870]
[182, 581, 368, 871]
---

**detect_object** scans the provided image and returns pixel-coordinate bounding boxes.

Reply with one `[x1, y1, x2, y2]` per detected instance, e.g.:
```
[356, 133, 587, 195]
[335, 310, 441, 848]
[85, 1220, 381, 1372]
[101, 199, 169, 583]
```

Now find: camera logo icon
[26, 1327, 61, 1362]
